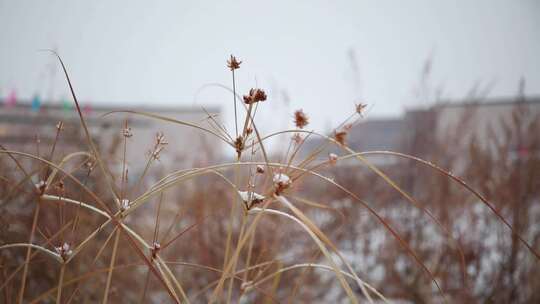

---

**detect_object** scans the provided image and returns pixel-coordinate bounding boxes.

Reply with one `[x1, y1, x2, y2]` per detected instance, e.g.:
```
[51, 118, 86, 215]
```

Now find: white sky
[1, 0, 539, 134]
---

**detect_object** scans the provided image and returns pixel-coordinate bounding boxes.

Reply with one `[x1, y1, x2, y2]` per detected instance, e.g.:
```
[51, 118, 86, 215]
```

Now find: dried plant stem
[139, 269, 151, 304]
[17, 200, 41, 304]
[103, 110, 233, 148]
[209, 199, 274, 303]
[251, 263, 389, 303]
[56, 264, 66, 304]
[0, 243, 61, 263]
[222, 158, 240, 273]
[102, 229, 121, 304]
[0, 225, 72, 292]
[232, 69, 238, 137]
[358, 150, 540, 260]
[247, 205, 360, 303]
[156, 257, 188, 303]
[273, 196, 371, 302]
[226, 213, 247, 303]
[243, 228, 256, 283]
[49, 50, 120, 202]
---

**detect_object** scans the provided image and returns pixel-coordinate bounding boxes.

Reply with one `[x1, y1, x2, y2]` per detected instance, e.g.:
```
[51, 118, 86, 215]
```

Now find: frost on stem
[55, 242, 73, 261]
[273, 173, 291, 194]
[238, 191, 265, 210]
[84, 160, 95, 172]
[35, 180, 47, 195]
[151, 241, 161, 259]
[328, 153, 338, 165]
[121, 126, 133, 138]
[118, 198, 130, 211]
[241, 281, 254, 293]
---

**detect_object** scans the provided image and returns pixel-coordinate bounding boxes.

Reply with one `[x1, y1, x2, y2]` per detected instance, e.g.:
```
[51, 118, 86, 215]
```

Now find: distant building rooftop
[0, 99, 223, 171]
[296, 96, 540, 167]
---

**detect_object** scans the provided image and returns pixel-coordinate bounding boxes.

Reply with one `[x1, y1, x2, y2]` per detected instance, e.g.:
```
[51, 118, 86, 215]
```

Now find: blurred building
[405, 96, 540, 161]
[298, 96, 540, 166]
[0, 100, 223, 172]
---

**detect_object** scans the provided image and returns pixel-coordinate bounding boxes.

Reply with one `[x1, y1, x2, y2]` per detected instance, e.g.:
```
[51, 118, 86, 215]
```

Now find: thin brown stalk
[102, 229, 121, 304]
[56, 264, 66, 304]
[17, 199, 41, 304]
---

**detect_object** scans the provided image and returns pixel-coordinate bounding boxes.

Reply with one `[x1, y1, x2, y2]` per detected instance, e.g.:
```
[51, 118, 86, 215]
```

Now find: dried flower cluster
[54, 180, 65, 193]
[55, 242, 73, 261]
[151, 241, 161, 259]
[243, 88, 267, 104]
[122, 127, 133, 138]
[227, 55, 242, 71]
[294, 109, 309, 129]
[334, 130, 348, 145]
[273, 172, 292, 194]
[234, 136, 244, 155]
[84, 160, 95, 172]
[120, 198, 130, 211]
[328, 153, 338, 165]
[238, 191, 265, 210]
[35, 180, 47, 195]
[356, 103, 367, 115]
[148, 132, 168, 161]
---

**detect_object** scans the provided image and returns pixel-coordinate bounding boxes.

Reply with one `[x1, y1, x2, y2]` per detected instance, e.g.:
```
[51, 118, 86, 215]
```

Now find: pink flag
[82, 104, 93, 115]
[6, 90, 16, 107]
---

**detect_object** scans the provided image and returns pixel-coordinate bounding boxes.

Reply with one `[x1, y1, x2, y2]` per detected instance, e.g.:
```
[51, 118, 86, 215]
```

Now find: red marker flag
[6, 89, 17, 107]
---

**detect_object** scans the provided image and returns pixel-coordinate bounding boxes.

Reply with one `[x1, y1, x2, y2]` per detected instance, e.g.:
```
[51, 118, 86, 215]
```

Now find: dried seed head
[294, 109, 309, 129]
[234, 136, 244, 154]
[55, 242, 73, 260]
[122, 127, 133, 138]
[356, 103, 367, 116]
[151, 241, 161, 258]
[246, 127, 253, 135]
[238, 191, 265, 210]
[156, 132, 168, 146]
[148, 132, 168, 160]
[55, 181, 65, 192]
[334, 130, 347, 146]
[120, 198, 130, 211]
[35, 180, 47, 195]
[256, 165, 265, 174]
[328, 153, 338, 165]
[241, 281, 254, 293]
[149, 146, 165, 161]
[273, 173, 292, 194]
[84, 160, 95, 172]
[243, 88, 267, 104]
[227, 55, 242, 71]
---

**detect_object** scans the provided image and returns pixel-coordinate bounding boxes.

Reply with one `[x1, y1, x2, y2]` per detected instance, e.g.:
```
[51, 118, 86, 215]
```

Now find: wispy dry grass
[0, 53, 539, 303]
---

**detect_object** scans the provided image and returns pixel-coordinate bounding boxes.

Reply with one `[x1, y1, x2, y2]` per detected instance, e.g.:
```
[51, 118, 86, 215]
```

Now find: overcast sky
[1, 0, 539, 133]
